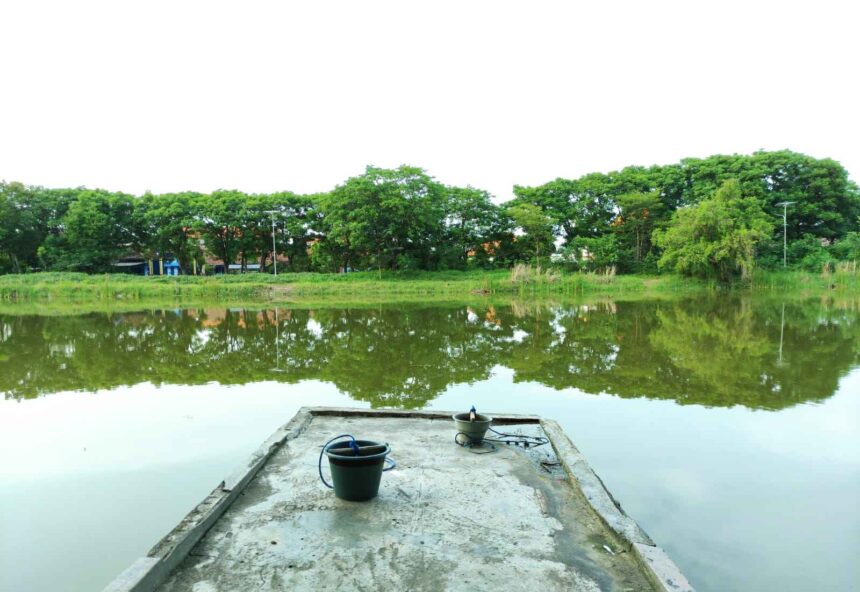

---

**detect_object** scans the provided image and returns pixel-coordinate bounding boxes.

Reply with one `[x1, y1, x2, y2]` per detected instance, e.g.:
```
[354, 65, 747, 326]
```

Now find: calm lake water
[1, 296, 859, 591]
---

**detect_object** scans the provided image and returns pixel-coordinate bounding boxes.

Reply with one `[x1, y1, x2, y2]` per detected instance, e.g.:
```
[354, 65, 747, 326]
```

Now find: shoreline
[0, 270, 857, 312]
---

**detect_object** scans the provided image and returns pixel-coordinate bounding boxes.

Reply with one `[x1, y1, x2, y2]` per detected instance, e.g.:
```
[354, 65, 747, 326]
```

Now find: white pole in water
[778, 302, 785, 365]
[264, 210, 279, 275]
[274, 307, 281, 371]
[776, 201, 795, 268]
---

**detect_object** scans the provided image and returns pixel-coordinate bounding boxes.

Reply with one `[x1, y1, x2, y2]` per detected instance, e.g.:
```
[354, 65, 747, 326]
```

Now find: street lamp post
[776, 201, 795, 268]
[264, 210, 279, 275]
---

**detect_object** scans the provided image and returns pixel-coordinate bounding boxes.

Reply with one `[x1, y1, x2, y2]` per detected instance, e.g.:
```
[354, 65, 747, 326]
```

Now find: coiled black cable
[455, 427, 549, 454]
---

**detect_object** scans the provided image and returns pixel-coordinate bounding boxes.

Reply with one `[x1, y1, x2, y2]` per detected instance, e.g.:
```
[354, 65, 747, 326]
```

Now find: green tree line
[1, 150, 858, 279]
[513, 150, 860, 278]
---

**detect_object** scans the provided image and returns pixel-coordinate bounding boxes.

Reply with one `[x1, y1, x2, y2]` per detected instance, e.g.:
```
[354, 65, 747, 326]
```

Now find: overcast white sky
[1, 0, 857, 202]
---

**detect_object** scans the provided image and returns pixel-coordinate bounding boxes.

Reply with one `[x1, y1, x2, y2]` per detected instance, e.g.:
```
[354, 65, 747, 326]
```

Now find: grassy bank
[0, 268, 857, 308]
[748, 268, 860, 293]
[0, 269, 684, 303]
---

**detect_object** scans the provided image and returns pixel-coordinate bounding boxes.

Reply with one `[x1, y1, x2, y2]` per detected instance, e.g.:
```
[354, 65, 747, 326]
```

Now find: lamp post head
[776, 201, 795, 208]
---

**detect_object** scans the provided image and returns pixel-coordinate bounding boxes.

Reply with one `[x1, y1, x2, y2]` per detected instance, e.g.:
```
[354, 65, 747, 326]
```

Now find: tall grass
[507, 264, 688, 297]
[749, 266, 860, 293]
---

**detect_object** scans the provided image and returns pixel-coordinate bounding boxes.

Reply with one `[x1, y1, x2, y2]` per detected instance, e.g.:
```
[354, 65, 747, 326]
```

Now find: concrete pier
[104, 408, 693, 592]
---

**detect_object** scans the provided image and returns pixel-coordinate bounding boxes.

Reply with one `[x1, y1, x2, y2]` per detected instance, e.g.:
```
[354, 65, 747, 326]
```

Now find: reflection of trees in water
[1, 297, 858, 410]
[649, 303, 776, 406]
[504, 297, 859, 409]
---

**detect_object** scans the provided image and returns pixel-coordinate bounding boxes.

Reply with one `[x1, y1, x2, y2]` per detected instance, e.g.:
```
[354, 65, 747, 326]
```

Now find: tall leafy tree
[47, 189, 139, 272]
[831, 231, 860, 263]
[506, 203, 555, 265]
[442, 186, 501, 268]
[512, 174, 616, 243]
[263, 192, 319, 271]
[138, 192, 204, 272]
[194, 190, 250, 270]
[0, 182, 31, 273]
[317, 166, 445, 272]
[612, 191, 666, 272]
[654, 180, 774, 281]
[34, 188, 82, 271]
[662, 151, 860, 240]
[750, 151, 860, 241]
[0, 183, 74, 273]
[241, 193, 279, 271]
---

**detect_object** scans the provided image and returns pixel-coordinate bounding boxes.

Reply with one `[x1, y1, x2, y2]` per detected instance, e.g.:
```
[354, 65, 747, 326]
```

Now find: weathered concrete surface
[154, 414, 658, 592]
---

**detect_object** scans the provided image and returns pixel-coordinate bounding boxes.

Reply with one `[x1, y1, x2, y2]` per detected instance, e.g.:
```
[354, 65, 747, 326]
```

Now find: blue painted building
[113, 256, 183, 276]
[145, 258, 181, 276]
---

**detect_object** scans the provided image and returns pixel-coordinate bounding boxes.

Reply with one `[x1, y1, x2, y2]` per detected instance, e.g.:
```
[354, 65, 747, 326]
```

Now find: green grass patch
[0, 270, 690, 303]
[0, 268, 856, 312]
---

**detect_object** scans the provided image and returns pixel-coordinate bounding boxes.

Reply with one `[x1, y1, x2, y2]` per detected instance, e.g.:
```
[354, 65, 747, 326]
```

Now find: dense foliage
[1, 150, 857, 279]
[513, 151, 860, 277]
[654, 180, 775, 281]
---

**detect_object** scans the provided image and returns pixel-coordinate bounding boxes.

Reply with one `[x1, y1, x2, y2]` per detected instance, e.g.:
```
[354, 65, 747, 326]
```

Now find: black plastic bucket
[324, 440, 391, 501]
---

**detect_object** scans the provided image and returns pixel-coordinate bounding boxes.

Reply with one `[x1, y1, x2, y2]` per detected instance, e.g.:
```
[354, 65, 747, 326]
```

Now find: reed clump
[510, 264, 560, 285]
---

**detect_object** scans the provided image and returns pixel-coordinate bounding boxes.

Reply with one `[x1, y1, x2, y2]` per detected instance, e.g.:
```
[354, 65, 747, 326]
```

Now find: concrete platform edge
[633, 543, 695, 592]
[308, 406, 542, 424]
[101, 558, 160, 592]
[540, 419, 695, 592]
[100, 408, 315, 592]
